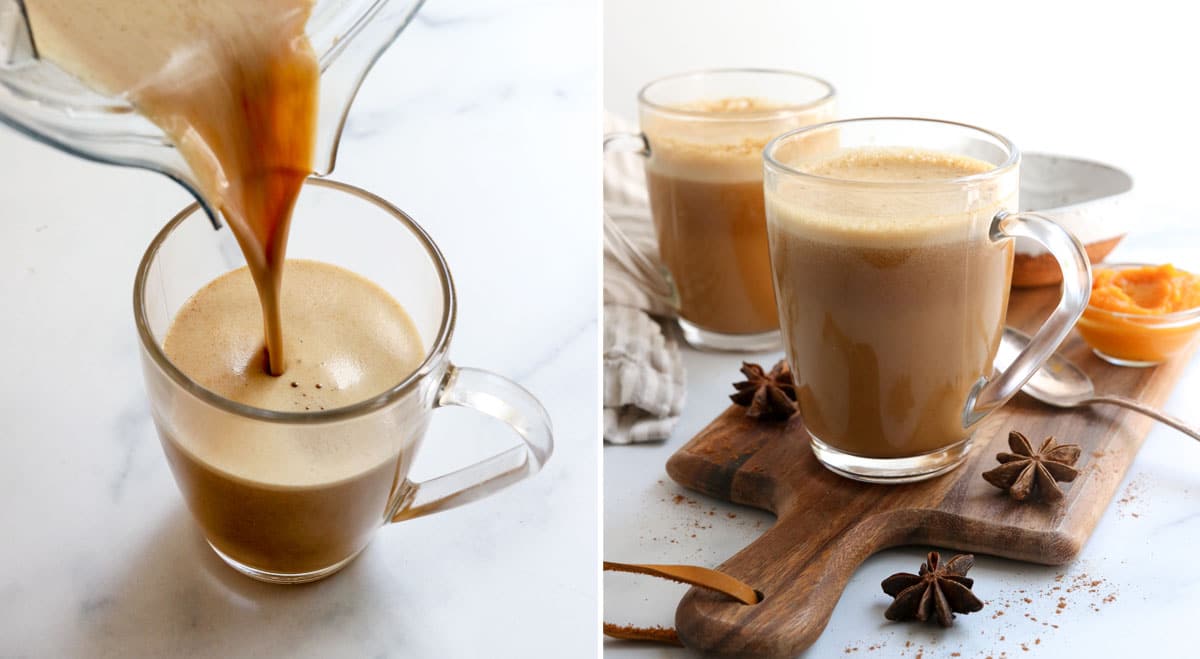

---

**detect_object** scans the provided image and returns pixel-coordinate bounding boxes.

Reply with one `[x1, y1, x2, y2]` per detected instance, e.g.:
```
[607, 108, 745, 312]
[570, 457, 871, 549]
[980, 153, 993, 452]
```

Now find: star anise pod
[730, 360, 797, 420]
[881, 551, 983, 627]
[981, 431, 1081, 502]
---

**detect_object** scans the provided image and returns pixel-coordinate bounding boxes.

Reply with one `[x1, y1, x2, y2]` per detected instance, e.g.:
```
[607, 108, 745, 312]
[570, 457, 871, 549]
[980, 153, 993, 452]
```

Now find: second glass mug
[764, 117, 1092, 483]
[605, 68, 836, 351]
[134, 178, 553, 583]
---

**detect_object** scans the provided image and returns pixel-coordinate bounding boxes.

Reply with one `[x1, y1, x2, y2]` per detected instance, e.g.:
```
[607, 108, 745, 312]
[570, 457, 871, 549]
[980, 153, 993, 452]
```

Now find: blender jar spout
[310, 0, 426, 175]
[0, 0, 425, 226]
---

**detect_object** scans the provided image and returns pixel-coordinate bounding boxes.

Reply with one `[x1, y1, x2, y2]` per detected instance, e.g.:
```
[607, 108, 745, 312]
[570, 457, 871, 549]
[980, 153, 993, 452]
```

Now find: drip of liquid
[25, 0, 319, 375]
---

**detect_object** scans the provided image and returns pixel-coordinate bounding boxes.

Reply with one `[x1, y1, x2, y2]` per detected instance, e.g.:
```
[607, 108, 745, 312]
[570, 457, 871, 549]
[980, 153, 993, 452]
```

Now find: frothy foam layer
[803, 146, 994, 181]
[675, 97, 782, 114]
[768, 147, 1015, 246]
[166, 259, 424, 412]
[642, 96, 834, 183]
[162, 260, 425, 485]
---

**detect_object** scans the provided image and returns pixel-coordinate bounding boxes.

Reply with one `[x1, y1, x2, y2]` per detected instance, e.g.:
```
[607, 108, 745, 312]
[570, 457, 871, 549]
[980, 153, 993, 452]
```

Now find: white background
[605, 0, 1200, 210]
[605, 1, 1199, 658]
[0, 1, 599, 657]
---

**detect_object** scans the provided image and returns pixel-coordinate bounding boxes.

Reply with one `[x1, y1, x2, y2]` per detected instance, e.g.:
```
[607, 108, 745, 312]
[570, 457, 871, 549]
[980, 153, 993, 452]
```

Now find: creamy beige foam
[677, 96, 782, 114]
[163, 260, 425, 485]
[768, 147, 1015, 246]
[642, 96, 835, 182]
[803, 146, 994, 181]
[27, 0, 318, 375]
[165, 259, 424, 412]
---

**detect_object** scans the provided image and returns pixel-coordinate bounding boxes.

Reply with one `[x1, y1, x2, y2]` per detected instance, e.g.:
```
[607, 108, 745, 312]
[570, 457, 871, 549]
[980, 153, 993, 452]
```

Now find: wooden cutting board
[666, 287, 1198, 657]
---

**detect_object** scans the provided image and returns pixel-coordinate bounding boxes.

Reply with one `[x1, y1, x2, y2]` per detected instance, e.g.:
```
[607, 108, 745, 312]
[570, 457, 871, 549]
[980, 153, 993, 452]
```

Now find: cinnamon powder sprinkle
[845, 569, 1120, 657]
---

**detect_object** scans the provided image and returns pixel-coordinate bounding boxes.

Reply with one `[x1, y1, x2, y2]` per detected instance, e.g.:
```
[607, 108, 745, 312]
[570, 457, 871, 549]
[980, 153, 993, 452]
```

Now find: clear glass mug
[605, 69, 836, 351]
[134, 178, 553, 583]
[763, 118, 1091, 483]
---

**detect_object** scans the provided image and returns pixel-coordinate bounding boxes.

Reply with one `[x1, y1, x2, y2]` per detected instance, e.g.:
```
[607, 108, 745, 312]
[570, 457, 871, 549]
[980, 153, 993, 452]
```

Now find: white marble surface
[0, 1, 598, 657]
[603, 218, 1200, 658]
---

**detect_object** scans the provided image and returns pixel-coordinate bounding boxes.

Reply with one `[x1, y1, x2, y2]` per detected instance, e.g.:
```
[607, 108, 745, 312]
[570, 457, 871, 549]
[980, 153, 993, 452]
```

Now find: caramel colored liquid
[646, 173, 777, 334]
[159, 438, 403, 574]
[161, 260, 425, 574]
[767, 148, 1014, 458]
[26, 0, 318, 375]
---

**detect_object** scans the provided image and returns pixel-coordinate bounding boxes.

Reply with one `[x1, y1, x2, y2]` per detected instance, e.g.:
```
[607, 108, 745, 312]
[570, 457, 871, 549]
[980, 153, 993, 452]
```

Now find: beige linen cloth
[604, 114, 686, 444]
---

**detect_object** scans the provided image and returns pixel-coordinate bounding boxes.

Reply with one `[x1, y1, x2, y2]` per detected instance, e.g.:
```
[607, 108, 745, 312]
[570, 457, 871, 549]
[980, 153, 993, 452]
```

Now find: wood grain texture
[667, 287, 1198, 657]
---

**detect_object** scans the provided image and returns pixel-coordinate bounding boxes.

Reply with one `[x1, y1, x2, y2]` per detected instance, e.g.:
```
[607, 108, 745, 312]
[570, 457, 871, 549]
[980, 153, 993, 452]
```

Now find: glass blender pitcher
[0, 0, 424, 224]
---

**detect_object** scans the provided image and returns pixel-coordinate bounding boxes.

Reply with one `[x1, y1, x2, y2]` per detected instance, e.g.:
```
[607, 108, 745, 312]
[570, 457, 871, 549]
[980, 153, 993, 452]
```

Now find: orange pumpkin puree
[1077, 264, 1200, 364]
[1089, 264, 1200, 315]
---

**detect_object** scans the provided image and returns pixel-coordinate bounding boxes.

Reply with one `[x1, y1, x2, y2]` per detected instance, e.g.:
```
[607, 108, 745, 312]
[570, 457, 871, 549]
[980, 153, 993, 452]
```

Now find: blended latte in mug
[767, 147, 1016, 458]
[160, 260, 424, 573]
[23, 0, 557, 585]
[26, 1, 423, 572]
[639, 82, 835, 339]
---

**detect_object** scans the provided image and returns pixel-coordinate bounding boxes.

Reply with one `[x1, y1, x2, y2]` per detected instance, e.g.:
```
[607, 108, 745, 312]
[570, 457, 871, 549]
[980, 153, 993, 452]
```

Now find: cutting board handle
[675, 504, 915, 657]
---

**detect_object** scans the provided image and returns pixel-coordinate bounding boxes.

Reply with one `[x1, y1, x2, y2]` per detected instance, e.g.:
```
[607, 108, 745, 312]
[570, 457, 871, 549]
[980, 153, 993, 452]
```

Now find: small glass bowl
[1075, 263, 1200, 367]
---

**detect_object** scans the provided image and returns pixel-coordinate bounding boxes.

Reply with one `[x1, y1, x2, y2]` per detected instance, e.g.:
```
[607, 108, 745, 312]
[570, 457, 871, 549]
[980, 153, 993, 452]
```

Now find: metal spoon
[997, 327, 1200, 442]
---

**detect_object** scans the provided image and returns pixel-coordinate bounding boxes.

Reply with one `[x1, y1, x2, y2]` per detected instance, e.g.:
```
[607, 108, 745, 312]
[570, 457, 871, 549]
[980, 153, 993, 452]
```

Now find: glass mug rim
[132, 177, 457, 425]
[637, 67, 837, 120]
[763, 116, 1021, 187]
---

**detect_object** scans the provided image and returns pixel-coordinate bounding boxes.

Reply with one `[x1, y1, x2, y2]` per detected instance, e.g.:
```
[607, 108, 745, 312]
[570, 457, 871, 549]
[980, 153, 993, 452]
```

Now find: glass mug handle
[390, 365, 553, 522]
[963, 211, 1093, 426]
[602, 132, 677, 305]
